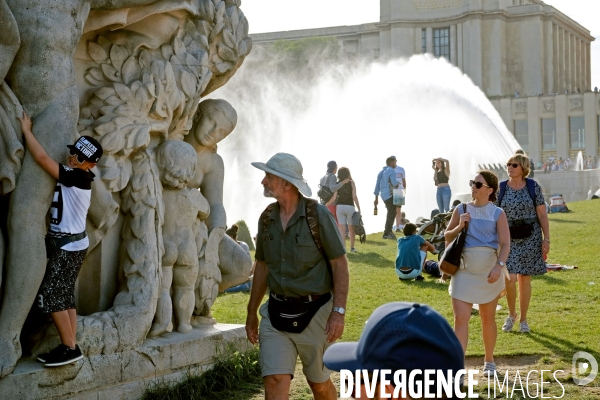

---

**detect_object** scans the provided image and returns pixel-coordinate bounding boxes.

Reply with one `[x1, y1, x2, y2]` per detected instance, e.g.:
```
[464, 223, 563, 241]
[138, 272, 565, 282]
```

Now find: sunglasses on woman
[69, 149, 87, 164]
[469, 180, 490, 189]
[506, 163, 520, 168]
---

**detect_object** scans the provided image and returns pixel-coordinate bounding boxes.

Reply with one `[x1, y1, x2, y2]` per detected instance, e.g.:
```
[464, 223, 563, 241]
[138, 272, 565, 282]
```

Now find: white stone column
[555, 94, 568, 159]
[528, 97, 541, 161]
[450, 24, 457, 66]
[586, 42, 591, 91]
[544, 20, 554, 94]
[426, 27, 433, 54]
[570, 33, 576, 92]
[415, 28, 423, 54]
[566, 32, 571, 92]
[584, 92, 597, 155]
[553, 24, 559, 93]
[559, 28, 565, 92]
[457, 23, 463, 70]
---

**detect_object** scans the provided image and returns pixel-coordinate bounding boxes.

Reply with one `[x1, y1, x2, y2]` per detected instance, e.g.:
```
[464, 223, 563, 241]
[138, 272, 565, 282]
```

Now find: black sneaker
[415, 275, 425, 281]
[36, 344, 67, 363]
[44, 344, 83, 367]
[382, 232, 396, 240]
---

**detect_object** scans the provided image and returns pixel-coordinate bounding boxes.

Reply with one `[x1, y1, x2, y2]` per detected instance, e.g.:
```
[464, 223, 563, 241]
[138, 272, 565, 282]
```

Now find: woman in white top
[444, 170, 510, 377]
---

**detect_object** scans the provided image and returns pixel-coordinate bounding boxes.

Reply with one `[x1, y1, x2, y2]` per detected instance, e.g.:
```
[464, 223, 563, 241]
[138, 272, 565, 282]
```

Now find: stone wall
[534, 169, 600, 202]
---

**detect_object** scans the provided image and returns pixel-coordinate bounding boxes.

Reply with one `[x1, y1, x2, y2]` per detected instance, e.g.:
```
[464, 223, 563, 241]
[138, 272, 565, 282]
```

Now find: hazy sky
[242, 0, 600, 87]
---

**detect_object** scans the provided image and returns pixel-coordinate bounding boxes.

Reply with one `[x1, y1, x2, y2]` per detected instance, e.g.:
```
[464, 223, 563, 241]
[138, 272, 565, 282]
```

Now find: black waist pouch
[268, 292, 331, 334]
[45, 232, 87, 258]
[508, 219, 536, 240]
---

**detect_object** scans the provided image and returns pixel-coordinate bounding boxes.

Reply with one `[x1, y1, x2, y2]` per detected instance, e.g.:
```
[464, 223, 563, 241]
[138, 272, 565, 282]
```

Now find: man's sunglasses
[69, 149, 87, 164]
[469, 180, 490, 189]
[506, 163, 520, 168]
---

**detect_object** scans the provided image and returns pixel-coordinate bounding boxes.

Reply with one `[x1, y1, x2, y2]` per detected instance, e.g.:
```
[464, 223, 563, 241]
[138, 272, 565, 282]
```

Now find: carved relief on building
[515, 101, 527, 113]
[543, 100, 554, 113]
[570, 98, 583, 111]
[413, 0, 462, 10]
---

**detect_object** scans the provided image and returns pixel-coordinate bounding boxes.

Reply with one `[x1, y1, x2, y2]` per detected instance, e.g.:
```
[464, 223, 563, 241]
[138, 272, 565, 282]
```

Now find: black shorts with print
[37, 248, 87, 314]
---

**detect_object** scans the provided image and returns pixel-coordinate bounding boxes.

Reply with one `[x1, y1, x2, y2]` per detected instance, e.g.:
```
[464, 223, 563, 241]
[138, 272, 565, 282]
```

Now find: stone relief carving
[0, 0, 252, 378]
[570, 97, 583, 111]
[515, 101, 527, 113]
[543, 100, 554, 112]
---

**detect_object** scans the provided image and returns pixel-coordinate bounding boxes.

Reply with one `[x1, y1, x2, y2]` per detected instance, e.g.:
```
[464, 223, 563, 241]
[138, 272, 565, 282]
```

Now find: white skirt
[449, 246, 506, 304]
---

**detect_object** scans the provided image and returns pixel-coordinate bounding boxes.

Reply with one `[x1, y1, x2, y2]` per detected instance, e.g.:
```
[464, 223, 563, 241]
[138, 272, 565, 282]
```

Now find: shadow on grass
[348, 252, 391, 267]
[548, 218, 583, 224]
[396, 278, 450, 291]
[538, 273, 567, 284]
[524, 331, 599, 358]
[362, 239, 389, 247]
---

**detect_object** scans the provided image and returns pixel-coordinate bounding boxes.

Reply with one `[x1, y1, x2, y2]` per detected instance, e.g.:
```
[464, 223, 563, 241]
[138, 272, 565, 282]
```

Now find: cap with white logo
[67, 136, 103, 163]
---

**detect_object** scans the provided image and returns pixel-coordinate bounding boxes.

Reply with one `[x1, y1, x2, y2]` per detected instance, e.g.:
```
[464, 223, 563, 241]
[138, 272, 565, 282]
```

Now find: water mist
[215, 54, 520, 235]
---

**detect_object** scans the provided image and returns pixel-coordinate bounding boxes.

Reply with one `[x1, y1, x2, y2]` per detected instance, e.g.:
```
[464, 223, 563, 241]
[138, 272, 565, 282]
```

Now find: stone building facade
[251, 0, 598, 163]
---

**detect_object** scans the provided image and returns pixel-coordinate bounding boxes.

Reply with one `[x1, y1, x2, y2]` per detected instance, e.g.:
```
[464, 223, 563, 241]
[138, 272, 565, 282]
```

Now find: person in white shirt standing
[393, 163, 406, 232]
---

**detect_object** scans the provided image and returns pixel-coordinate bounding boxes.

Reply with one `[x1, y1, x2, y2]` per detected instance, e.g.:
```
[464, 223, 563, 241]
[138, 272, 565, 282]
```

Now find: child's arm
[17, 112, 59, 179]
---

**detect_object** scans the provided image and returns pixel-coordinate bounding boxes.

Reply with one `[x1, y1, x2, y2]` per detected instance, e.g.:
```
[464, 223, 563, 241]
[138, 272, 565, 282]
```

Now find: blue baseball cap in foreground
[323, 302, 464, 373]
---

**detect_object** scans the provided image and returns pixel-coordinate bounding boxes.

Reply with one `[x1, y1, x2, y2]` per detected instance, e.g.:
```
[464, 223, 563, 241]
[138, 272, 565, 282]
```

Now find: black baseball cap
[67, 136, 103, 163]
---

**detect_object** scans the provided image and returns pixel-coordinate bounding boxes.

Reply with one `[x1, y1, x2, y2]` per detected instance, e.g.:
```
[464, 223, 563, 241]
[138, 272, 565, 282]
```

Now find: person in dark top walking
[329, 167, 361, 253]
[18, 111, 102, 368]
[432, 157, 451, 213]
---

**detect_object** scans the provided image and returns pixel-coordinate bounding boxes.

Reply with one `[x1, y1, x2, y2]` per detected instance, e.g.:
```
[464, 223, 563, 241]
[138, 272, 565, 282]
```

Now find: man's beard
[263, 187, 274, 198]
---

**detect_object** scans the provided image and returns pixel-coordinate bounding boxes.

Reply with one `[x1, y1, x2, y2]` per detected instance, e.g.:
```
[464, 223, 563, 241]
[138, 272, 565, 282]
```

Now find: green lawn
[209, 200, 600, 398]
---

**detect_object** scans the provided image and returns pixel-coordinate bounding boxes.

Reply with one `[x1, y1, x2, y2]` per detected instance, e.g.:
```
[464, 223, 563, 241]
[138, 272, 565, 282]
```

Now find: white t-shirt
[394, 166, 406, 188]
[48, 164, 94, 251]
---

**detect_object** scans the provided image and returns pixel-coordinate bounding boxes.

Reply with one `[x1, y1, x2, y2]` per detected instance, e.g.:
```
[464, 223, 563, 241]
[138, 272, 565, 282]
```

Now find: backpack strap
[525, 178, 536, 204]
[498, 180, 508, 205]
[498, 178, 536, 206]
[260, 202, 277, 236]
[305, 198, 334, 287]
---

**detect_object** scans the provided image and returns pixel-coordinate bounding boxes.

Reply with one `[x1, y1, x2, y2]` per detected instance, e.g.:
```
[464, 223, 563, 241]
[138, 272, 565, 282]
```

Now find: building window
[422, 29, 426, 54]
[433, 28, 450, 61]
[374, 49, 380, 60]
[597, 116, 600, 150]
[541, 118, 556, 150]
[569, 116, 585, 149]
[514, 120, 529, 151]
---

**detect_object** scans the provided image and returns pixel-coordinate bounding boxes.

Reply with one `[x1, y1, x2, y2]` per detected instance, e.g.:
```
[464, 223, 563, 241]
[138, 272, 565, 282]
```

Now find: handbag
[45, 232, 87, 259]
[392, 188, 405, 206]
[268, 292, 331, 333]
[439, 204, 468, 275]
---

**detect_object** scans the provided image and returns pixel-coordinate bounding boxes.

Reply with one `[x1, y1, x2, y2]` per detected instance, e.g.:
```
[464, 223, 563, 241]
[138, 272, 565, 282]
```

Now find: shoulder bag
[439, 204, 468, 275]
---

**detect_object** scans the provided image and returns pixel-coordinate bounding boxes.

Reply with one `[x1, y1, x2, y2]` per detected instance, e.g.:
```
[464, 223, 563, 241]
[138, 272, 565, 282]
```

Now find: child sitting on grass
[18, 112, 102, 367]
[395, 223, 435, 281]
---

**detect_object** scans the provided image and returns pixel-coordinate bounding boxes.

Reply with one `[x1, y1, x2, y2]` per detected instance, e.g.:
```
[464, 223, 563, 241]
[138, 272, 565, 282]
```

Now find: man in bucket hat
[246, 153, 349, 399]
[323, 302, 464, 399]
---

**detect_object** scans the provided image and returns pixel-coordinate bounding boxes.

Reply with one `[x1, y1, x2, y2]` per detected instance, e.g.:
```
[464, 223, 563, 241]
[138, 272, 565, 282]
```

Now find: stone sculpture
[0, 0, 252, 378]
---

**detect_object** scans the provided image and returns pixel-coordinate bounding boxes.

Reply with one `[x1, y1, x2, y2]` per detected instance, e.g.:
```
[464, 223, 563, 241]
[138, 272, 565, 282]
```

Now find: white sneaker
[502, 316, 516, 332]
[519, 321, 531, 333]
[483, 362, 497, 378]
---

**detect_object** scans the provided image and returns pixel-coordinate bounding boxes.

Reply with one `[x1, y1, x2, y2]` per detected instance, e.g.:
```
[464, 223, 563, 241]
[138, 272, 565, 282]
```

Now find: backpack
[317, 185, 334, 205]
[351, 211, 366, 244]
[497, 178, 536, 206]
[259, 198, 333, 283]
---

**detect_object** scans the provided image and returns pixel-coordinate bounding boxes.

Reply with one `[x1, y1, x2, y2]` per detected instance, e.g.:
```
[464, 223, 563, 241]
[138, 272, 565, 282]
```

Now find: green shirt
[255, 196, 345, 297]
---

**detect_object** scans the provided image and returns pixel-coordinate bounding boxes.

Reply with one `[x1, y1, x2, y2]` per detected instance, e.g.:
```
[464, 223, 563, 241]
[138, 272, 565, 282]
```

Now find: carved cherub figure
[184, 99, 251, 314]
[150, 140, 210, 336]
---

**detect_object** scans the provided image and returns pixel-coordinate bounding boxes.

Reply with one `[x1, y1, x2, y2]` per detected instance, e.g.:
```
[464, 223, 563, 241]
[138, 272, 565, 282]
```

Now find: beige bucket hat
[251, 153, 312, 197]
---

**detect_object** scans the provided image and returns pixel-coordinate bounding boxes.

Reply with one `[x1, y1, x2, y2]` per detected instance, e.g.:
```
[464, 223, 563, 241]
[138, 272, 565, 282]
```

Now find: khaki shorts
[259, 296, 333, 383]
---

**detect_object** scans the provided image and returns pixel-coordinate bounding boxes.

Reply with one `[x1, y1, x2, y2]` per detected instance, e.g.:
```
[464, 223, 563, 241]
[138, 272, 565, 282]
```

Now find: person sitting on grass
[395, 223, 435, 281]
[18, 112, 102, 367]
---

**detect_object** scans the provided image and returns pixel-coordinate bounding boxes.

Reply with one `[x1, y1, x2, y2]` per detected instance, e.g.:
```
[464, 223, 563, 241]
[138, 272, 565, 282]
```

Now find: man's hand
[325, 311, 345, 343]
[245, 313, 259, 344]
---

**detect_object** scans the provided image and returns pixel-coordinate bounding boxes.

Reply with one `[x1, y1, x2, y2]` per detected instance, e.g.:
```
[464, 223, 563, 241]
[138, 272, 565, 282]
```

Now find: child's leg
[173, 263, 197, 333]
[51, 310, 76, 349]
[149, 265, 173, 336]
